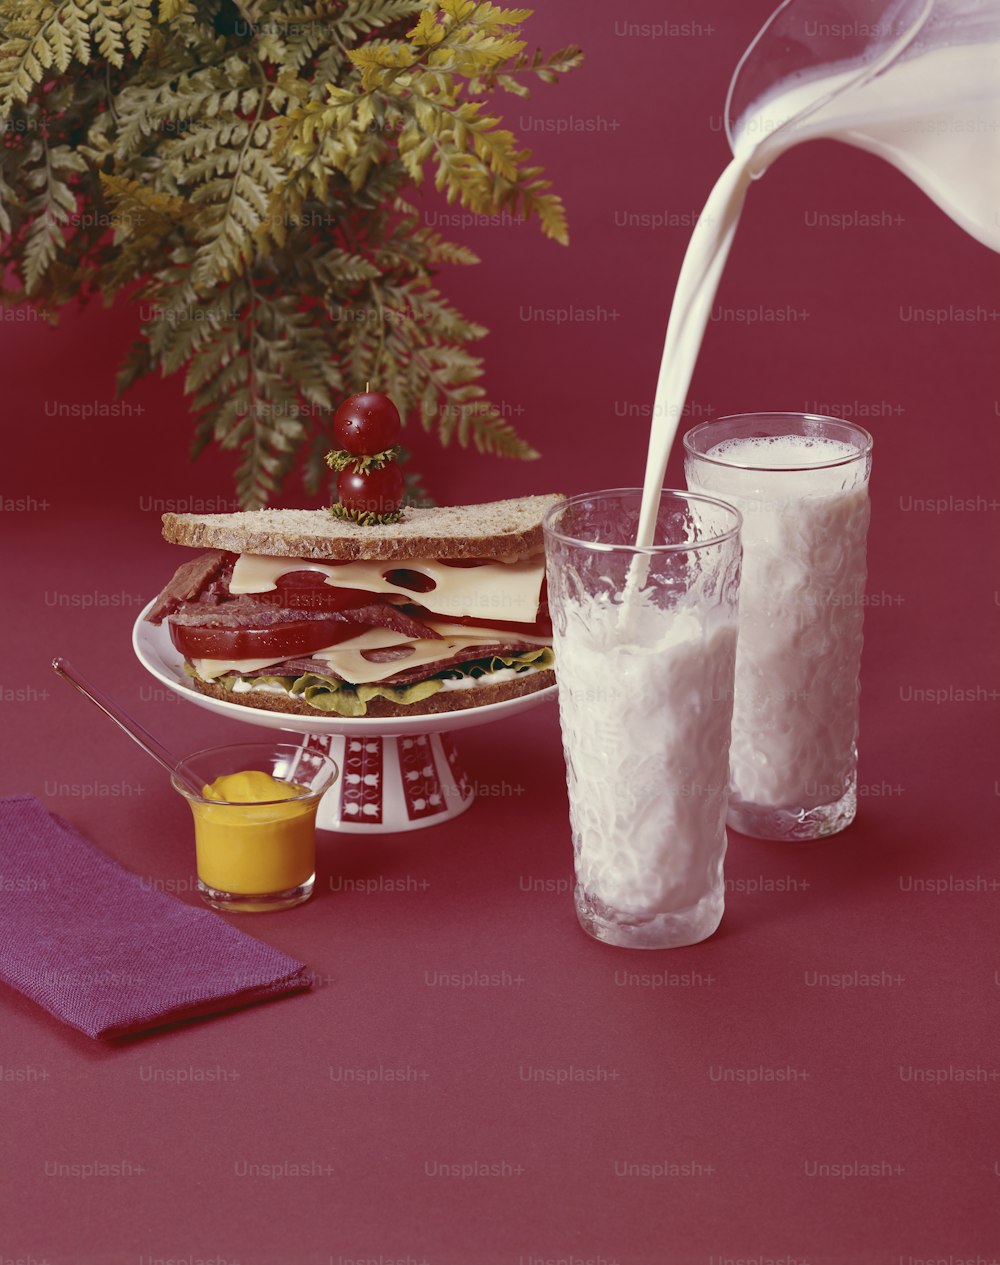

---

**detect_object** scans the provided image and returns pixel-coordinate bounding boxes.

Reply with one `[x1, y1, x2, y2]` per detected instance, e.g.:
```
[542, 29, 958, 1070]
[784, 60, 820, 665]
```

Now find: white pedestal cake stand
[133, 603, 556, 834]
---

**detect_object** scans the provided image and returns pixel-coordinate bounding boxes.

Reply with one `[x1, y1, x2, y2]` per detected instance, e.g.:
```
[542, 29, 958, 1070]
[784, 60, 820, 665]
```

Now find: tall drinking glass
[684, 413, 873, 841]
[543, 489, 742, 949]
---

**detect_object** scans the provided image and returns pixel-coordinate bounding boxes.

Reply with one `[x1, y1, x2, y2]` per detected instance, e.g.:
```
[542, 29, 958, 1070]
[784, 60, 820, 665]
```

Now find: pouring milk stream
[552, 0, 999, 938]
[630, 0, 1000, 559]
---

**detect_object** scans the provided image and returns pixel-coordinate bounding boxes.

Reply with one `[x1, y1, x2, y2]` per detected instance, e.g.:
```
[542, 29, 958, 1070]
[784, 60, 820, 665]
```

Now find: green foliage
[0, 0, 581, 507]
[328, 500, 404, 526]
[324, 446, 399, 473]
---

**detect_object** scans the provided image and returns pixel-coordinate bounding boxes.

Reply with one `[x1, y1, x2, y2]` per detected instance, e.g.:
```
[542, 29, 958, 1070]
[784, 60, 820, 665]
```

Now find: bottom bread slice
[187, 668, 556, 719]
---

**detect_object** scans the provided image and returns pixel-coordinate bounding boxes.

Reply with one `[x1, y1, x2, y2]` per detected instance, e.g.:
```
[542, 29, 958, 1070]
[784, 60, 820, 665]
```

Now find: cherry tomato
[337, 461, 405, 515]
[333, 391, 401, 454]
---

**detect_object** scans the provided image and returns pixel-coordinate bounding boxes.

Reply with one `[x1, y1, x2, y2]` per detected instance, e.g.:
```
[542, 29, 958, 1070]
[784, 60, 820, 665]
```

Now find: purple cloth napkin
[0, 795, 312, 1039]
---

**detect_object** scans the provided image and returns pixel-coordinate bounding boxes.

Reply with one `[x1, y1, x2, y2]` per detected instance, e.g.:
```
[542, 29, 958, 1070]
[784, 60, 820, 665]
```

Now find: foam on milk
[707, 433, 857, 464]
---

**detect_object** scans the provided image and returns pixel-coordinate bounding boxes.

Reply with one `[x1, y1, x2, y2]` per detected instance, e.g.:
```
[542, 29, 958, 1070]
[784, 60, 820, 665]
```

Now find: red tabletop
[3, 1, 999, 1260]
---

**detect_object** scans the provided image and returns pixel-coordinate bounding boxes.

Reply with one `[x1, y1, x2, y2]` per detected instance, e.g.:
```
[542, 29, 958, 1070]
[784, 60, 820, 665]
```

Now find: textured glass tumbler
[685, 413, 873, 841]
[543, 489, 742, 949]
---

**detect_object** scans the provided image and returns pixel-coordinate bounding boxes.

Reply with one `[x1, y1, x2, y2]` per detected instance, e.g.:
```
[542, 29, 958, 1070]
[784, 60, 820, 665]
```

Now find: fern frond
[0, 0, 574, 503]
[480, 42, 584, 92]
[0, 0, 157, 116]
[0, 152, 17, 236]
[157, 0, 192, 21]
[284, 0, 424, 38]
[170, 96, 284, 291]
[413, 344, 539, 458]
[0, 7, 77, 115]
[88, 0, 125, 68]
[384, 278, 487, 344]
[412, 230, 479, 267]
[123, 0, 153, 58]
[21, 140, 86, 293]
[116, 334, 154, 394]
[314, 247, 380, 287]
[100, 172, 192, 237]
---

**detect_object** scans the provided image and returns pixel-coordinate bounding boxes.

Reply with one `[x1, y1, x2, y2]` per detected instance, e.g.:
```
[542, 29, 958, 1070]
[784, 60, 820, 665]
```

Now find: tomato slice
[405, 597, 552, 639]
[423, 610, 553, 638]
[266, 570, 376, 612]
[170, 615, 361, 662]
[382, 568, 436, 593]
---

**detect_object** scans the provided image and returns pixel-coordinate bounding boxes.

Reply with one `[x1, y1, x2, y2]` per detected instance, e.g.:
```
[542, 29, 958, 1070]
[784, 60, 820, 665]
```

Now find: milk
[686, 435, 870, 812]
[737, 42, 1000, 252]
[635, 158, 752, 548]
[635, 39, 1000, 548]
[554, 600, 737, 923]
[580, 32, 995, 883]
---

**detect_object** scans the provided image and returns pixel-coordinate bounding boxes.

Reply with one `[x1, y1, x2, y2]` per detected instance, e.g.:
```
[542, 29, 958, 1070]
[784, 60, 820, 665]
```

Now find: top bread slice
[161, 494, 564, 562]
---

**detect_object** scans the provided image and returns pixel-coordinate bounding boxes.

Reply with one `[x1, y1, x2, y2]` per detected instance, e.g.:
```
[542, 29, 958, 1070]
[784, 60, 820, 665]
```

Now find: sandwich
[145, 494, 560, 718]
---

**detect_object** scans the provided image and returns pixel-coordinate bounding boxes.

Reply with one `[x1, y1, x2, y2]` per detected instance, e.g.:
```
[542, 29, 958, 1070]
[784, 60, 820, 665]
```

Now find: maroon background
[3, 1, 999, 1261]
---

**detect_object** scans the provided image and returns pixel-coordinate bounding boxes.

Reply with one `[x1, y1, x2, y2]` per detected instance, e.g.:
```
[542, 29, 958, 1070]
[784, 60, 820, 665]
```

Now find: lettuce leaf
[295, 675, 444, 717]
[209, 646, 553, 717]
[211, 671, 441, 718]
[437, 646, 554, 680]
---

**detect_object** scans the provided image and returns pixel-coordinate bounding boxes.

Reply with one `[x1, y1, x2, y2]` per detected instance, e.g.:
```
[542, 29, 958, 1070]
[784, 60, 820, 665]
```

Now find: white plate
[132, 600, 557, 738]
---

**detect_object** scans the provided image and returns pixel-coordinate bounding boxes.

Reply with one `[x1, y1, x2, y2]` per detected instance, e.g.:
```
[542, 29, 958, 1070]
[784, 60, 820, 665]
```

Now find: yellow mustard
[191, 770, 316, 896]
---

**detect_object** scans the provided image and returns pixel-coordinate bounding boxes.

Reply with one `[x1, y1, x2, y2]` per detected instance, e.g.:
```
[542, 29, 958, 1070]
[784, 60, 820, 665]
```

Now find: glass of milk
[684, 414, 873, 841]
[543, 489, 742, 949]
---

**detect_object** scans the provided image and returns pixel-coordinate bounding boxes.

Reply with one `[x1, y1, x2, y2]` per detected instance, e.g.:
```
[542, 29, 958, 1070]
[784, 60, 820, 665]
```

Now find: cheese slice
[229, 554, 544, 623]
[424, 619, 552, 646]
[313, 636, 500, 686]
[192, 627, 405, 681]
[193, 627, 548, 687]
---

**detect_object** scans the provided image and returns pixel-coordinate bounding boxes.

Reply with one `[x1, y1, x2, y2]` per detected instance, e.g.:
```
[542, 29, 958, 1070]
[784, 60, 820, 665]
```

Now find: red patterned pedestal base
[298, 732, 475, 833]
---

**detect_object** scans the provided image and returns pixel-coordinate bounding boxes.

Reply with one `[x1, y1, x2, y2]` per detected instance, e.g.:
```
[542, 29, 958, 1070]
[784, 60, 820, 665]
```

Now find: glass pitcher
[725, 0, 1000, 250]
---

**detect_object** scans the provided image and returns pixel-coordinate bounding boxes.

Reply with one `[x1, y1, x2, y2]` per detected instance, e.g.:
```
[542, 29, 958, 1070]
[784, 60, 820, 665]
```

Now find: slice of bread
[162, 494, 564, 562]
[189, 667, 555, 719]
